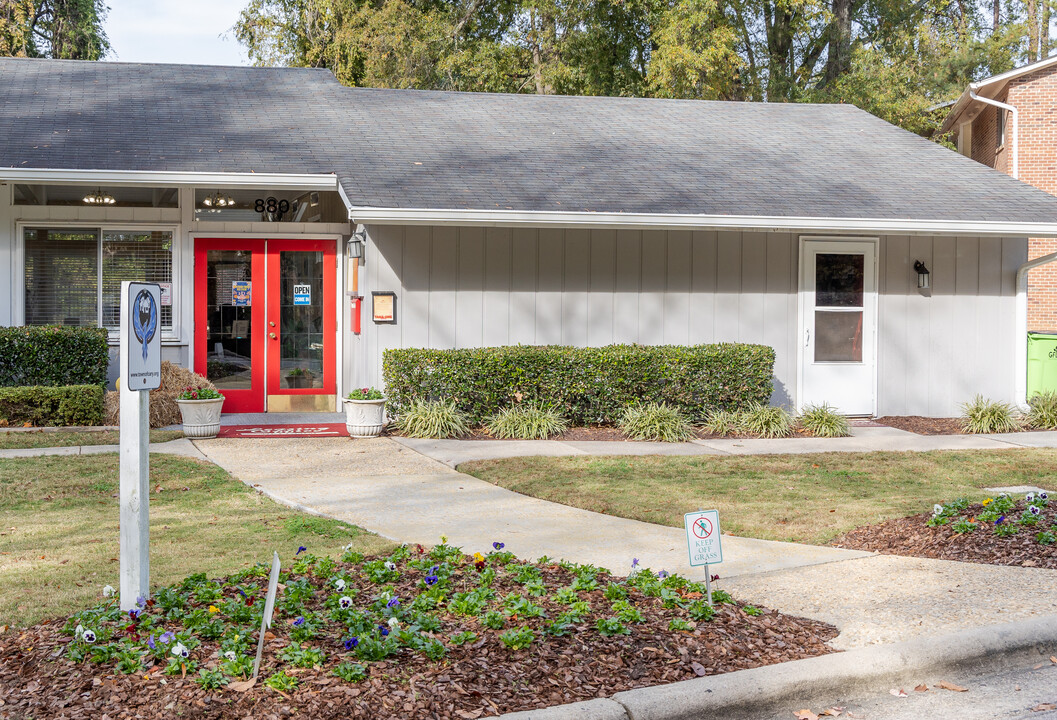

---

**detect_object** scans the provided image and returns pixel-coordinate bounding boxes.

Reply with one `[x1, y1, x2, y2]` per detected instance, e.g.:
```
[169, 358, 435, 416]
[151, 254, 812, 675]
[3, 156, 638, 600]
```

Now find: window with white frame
[24, 228, 174, 332]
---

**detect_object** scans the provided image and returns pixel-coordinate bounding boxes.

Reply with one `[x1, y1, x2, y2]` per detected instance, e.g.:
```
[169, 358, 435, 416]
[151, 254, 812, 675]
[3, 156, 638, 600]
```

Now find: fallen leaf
[914, 684, 928, 692]
[890, 688, 908, 697]
[1051, 656, 1057, 664]
[1034, 663, 1047, 670]
[690, 662, 706, 676]
[935, 681, 968, 692]
[1031, 703, 1056, 712]
[228, 678, 257, 692]
[820, 708, 844, 717]
[794, 710, 819, 720]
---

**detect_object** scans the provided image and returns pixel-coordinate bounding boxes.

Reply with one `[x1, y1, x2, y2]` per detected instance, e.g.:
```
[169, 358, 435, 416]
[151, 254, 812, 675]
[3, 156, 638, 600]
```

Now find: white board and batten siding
[356, 225, 1025, 418]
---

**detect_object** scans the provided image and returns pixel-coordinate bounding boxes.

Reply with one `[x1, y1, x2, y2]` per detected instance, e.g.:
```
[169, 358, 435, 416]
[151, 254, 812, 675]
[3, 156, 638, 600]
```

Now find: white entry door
[799, 239, 877, 415]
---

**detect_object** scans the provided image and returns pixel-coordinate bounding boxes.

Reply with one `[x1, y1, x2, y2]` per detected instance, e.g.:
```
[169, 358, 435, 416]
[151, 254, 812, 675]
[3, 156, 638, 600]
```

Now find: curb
[498, 614, 1057, 720]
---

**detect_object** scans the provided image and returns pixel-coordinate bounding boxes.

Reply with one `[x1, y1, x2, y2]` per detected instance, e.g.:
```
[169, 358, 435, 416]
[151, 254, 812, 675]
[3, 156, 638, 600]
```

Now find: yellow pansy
[981, 498, 993, 507]
[208, 605, 219, 614]
[473, 552, 485, 563]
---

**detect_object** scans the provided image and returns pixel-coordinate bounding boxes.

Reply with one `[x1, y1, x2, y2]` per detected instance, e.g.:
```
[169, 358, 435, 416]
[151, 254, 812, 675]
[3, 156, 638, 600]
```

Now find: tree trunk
[823, 0, 851, 86]
[1028, 0, 1039, 61]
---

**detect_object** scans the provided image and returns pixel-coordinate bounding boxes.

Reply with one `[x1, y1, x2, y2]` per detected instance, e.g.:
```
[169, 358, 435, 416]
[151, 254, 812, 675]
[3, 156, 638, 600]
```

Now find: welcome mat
[216, 423, 349, 439]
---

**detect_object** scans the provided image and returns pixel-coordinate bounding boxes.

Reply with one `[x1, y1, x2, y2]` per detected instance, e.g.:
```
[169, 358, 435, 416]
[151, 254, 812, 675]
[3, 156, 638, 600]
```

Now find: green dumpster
[1027, 332, 1057, 398]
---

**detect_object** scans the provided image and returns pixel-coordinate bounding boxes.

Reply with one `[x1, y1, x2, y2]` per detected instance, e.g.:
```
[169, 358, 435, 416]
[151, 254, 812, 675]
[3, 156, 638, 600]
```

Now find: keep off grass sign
[684, 509, 723, 566]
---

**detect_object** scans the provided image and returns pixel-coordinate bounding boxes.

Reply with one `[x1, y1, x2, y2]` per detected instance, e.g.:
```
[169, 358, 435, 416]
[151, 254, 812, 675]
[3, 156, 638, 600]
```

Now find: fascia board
[348, 206, 1057, 237]
[0, 168, 340, 189]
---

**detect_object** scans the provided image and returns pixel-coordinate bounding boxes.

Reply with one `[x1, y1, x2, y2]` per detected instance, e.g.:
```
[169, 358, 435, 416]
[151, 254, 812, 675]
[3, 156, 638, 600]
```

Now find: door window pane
[280, 251, 324, 389]
[815, 311, 863, 362]
[23, 228, 98, 326]
[816, 254, 864, 307]
[206, 250, 254, 389]
[101, 231, 173, 330]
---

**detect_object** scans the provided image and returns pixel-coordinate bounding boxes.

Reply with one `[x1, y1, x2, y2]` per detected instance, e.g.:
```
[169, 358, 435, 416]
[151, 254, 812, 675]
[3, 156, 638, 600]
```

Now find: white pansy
[384, 561, 396, 571]
[224, 650, 237, 661]
[339, 596, 353, 609]
[388, 617, 400, 629]
[932, 504, 943, 516]
[171, 642, 189, 659]
[102, 585, 115, 598]
[1026, 492, 1036, 502]
[334, 579, 347, 591]
[81, 629, 96, 643]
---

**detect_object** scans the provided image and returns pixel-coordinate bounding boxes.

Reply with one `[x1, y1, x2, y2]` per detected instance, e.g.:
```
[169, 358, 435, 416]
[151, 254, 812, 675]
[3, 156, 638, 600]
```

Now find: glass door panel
[814, 253, 864, 364]
[194, 239, 266, 413]
[266, 239, 336, 411]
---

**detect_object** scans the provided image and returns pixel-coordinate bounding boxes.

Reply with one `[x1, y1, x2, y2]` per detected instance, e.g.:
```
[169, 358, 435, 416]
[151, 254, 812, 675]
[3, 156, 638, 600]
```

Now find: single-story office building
[3, 58, 1057, 417]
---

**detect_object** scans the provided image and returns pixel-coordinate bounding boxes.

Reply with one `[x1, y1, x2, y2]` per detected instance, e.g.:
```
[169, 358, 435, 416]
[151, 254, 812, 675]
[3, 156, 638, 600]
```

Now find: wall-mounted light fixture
[347, 230, 366, 295]
[913, 260, 930, 290]
[347, 230, 366, 261]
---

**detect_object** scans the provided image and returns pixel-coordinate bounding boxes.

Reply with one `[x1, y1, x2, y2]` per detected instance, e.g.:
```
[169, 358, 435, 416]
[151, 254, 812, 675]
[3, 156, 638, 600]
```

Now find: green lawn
[0, 454, 393, 627]
[0, 429, 185, 449]
[461, 450, 1057, 545]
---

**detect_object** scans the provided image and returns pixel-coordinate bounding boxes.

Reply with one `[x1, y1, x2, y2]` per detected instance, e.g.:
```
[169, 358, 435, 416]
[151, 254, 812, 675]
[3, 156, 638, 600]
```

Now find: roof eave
[348, 207, 1057, 238]
[0, 168, 341, 190]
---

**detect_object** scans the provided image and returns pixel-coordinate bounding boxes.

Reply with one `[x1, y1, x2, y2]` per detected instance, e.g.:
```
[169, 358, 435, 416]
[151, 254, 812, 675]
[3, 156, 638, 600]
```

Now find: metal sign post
[684, 509, 723, 608]
[119, 281, 161, 612]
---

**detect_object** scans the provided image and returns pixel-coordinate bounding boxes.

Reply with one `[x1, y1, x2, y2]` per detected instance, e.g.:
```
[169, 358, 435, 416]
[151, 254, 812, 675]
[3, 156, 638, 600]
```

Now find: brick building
[942, 56, 1057, 332]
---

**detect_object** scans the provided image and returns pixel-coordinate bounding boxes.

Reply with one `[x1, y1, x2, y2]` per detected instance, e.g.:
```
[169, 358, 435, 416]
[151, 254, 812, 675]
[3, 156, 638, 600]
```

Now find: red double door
[194, 238, 337, 413]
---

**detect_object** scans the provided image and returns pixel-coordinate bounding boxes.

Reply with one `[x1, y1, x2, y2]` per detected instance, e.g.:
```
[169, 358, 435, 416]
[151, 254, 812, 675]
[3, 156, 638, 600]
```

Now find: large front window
[24, 228, 174, 332]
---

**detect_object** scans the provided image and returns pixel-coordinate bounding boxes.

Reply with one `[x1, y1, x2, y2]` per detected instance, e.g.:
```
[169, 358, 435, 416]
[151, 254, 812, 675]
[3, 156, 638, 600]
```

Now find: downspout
[969, 88, 1018, 179]
[1016, 251, 1057, 410]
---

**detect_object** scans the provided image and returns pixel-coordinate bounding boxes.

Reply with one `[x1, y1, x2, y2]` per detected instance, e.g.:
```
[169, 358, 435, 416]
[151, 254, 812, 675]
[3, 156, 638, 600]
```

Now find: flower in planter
[177, 386, 223, 401]
[339, 596, 353, 609]
[347, 387, 384, 400]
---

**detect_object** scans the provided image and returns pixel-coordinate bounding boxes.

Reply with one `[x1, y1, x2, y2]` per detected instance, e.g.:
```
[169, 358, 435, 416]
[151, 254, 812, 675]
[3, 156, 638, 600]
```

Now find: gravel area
[722, 555, 1057, 650]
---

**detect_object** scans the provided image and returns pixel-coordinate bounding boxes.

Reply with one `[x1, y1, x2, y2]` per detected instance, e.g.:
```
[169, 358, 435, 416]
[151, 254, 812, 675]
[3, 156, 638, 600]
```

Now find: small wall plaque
[372, 291, 396, 324]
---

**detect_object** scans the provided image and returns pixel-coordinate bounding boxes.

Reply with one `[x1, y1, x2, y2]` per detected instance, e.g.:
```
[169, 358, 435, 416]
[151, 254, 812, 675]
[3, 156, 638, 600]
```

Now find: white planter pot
[344, 398, 386, 437]
[176, 397, 225, 439]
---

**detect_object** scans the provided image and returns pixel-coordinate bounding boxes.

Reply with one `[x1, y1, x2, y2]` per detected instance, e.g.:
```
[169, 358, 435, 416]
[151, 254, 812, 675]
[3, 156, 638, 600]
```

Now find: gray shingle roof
[4, 57, 1057, 223]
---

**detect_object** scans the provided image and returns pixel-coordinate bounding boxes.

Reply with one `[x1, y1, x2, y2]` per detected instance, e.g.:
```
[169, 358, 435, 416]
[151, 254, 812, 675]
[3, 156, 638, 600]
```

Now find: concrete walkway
[193, 436, 1057, 651]
[394, 425, 1057, 466]
[0, 437, 208, 460]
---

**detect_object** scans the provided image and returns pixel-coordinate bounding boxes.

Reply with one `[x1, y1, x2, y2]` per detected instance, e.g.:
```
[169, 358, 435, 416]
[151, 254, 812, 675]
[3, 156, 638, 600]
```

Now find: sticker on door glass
[293, 284, 311, 305]
[232, 281, 251, 306]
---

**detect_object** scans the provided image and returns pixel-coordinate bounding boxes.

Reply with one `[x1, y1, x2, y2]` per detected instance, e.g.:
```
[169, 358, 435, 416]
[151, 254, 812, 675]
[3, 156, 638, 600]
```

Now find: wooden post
[119, 281, 152, 611]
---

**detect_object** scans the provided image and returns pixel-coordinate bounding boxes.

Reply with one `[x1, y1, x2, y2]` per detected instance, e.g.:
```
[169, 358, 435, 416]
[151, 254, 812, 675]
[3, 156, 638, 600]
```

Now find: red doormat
[216, 423, 349, 438]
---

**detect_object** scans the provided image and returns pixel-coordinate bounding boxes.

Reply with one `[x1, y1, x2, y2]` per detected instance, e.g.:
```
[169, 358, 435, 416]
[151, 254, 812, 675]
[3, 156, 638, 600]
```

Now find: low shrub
[394, 399, 469, 439]
[961, 395, 1021, 434]
[0, 326, 109, 387]
[1027, 391, 1057, 431]
[486, 402, 568, 440]
[740, 403, 793, 438]
[0, 385, 105, 427]
[384, 344, 775, 425]
[797, 404, 850, 438]
[701, 409, 744, 436]
[619, 402, 695, 442]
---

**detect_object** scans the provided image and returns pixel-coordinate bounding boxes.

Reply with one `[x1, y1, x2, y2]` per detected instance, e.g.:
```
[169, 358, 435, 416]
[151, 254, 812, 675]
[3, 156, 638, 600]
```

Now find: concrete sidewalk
[0, 437, 208, 460]
[394, 425, 1057, 466]
[194, 436, 1057, 651]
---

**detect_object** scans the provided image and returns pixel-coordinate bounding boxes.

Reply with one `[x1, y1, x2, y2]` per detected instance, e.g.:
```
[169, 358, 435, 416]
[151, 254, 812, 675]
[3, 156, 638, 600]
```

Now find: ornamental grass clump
[393, 399, 469, 439]
[620, 402, 695, 442]
[797, 403, 850, 438]
[486, 402, 568, 439]
[960, 395, 1022, 434]
[702, 409, 744, 436]
[1027, 391, 1057, 430]
[739, 403, 793, 438]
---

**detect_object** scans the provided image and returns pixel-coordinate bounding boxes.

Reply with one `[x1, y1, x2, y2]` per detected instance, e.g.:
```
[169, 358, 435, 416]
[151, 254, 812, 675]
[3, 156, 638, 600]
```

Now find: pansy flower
[224, 650, 237, 662]
[1026, 492, 1036, 503]
[982, 498, 993, 507]
[293, 616, 305, 627]
[208, 605, 219, 614]
[424, 574, 438, 586]
[159, 631, 175, 645]
[344, 637, 359, 650]
[296, 546, 307, 555]
[631, 558, 639, 568]
[148, 634, 156, 650]
[334, 578, 347, 592]
[1030, 505, 1042, 516]
[171, 642, 190, 659]
[379, 626, 389, 637]
[102, 585, 115, 598]
[1040, 491, 1049, 501]
[932, 504, 943, 516]
[339, 596, 353, 609]
[658, 570, 670, 579]
[388, 617, 400, 629]
[492, 542, 505, 550]
[386, 597, 400, 608]
[384, 561, 396, 571]
[82, 629, 96, 643]
[996, 515, 1006, 525]
[472, 552, 485, 563]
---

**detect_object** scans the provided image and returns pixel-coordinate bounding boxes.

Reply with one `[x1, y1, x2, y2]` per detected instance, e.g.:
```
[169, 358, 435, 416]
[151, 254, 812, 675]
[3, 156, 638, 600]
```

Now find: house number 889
[255, 197, 290, 219]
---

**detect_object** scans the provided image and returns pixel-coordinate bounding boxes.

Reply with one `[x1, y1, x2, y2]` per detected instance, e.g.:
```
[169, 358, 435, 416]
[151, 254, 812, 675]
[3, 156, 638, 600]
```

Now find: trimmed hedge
[0, 385, 106, 427]
[383, 344, 775, 426]
[0, 326, 110, 387]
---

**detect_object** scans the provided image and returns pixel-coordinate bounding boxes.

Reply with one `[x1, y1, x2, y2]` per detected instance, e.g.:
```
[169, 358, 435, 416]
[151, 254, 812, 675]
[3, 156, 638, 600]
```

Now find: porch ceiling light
[202, 190, 234, 209]
[82, 189, 115, 205]
[913, 260, 930, 290]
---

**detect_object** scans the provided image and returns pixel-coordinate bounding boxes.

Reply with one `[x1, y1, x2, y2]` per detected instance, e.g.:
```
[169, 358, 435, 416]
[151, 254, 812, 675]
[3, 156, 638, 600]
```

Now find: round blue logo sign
[132, 289, 158, 360]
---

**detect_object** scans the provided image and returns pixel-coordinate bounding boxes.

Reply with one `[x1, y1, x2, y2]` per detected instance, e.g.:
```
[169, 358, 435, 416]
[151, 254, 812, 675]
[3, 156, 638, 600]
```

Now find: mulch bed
[833, 497, 1057, 569]
[0, 550, 838, 719]
[873, 416, 968, 435]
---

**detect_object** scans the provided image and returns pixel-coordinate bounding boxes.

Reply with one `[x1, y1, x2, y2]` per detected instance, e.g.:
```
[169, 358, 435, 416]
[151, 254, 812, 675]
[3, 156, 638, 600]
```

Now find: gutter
[968, 89, 1018, 179]
[1016, 251, 1057, 409]
[348, 206, 1057, 238]
[0, 168, 341, 189]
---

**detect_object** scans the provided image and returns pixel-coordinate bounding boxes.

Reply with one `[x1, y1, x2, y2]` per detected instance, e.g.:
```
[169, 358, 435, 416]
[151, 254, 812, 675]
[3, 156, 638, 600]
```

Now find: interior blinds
[101, 231, 173, 330]
[23, 228, 99, 326]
